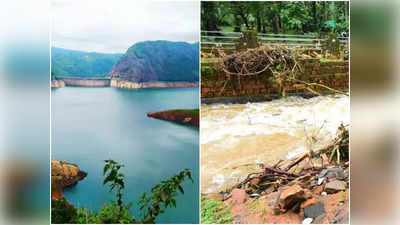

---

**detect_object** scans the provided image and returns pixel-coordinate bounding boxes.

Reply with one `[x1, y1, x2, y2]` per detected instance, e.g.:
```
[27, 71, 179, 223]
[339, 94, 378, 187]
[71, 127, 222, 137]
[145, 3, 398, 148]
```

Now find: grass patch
[320, 58, 345, 62]
[201, 58, 220, 64]
[201, 195, 233, 224]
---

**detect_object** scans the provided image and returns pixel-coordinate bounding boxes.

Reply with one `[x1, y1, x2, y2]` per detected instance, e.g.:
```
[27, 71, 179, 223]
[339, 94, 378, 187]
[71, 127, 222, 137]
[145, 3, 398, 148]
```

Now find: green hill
[109, 41, 199, 82]
[51, 47, 123, 77]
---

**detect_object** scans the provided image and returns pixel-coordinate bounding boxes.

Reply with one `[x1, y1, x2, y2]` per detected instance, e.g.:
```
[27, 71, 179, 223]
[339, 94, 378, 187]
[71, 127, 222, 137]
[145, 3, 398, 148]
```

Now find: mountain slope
[109, 41, 199, 82]
[51, 47, 123, 77]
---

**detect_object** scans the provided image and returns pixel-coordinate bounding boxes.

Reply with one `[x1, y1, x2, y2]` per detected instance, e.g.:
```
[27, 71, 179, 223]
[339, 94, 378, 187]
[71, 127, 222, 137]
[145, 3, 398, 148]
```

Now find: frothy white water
[201, 95, 349, 193]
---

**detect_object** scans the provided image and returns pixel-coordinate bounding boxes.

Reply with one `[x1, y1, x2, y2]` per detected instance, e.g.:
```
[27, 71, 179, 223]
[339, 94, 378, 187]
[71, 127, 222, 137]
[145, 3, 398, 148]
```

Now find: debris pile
[218, 125, 349, 224]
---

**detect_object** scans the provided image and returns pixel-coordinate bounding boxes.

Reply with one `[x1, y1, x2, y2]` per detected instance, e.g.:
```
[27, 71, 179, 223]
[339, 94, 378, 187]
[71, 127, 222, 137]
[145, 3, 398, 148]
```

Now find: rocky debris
[318, 167, 346, 180]
[268, 192, 281, 207]
[312, 213, 327, 224]
[231, 188, 248, 205]
[51, 159, 87, 199]
[312, 185, 324, 195]
[324, 180, 346, 194]
[217, 125, 349, 224]
[301, 198, 319, 209]
[304, 201, 326, 219]
[279, 185, 306, 210]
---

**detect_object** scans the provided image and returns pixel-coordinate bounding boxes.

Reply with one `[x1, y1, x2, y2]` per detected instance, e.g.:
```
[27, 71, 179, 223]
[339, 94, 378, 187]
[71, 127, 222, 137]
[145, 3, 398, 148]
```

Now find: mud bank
[147, 109, 199, 127]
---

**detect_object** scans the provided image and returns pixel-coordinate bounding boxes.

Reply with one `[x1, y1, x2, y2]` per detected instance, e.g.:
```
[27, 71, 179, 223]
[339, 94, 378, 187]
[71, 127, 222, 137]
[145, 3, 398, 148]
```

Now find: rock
[304, 201, 325, 219]
[317, 177, 325, 185]
[324, 180, 346, 194]
[250, 193, 260, 198]
[302, 218, 313, 224]
[279, 185, 306, 210]
[318, 167, 346, 180]
[312, 185, 324, 195]
[268, 192, 281, 207]
[304, 189, 313, 199]
[231, 188, 248, 205]
[51, 159, 87, 199]
[336, 212, 349, 224]
[301, 198, 318, 209]
[312, 213, 327, 224]
[250, 178, 260, 186]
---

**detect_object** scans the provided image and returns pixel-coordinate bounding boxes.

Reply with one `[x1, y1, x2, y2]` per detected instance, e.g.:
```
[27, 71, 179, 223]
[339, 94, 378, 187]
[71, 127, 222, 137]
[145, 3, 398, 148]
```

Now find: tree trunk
[313, 1, 318, 30]
[273, 15, 280, 34]
[256, 12, 261, 32]
[323, 1, 327, 22]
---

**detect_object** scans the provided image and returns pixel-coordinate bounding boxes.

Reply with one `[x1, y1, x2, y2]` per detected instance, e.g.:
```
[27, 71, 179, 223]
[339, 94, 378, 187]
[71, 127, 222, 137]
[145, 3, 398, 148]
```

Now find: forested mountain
[109, 41, 199, 82]
[51, 47, 123, 77]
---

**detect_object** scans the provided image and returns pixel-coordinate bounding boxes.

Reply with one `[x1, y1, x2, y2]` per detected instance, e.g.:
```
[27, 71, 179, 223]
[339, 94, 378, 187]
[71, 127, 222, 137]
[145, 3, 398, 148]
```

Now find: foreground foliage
[201, 195, 233, 224]
[51, 160, 193, 224]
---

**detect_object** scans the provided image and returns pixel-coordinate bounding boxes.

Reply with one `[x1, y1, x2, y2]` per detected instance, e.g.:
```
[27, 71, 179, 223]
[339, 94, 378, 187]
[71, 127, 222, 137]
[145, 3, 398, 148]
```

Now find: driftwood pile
[233, 124, 349, 196]
[219, 46, 300, 77]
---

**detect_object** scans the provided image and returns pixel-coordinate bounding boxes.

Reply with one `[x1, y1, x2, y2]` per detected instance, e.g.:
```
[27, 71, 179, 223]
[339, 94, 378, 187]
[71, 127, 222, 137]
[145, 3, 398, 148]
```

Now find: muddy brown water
[201, 95, 349, 193]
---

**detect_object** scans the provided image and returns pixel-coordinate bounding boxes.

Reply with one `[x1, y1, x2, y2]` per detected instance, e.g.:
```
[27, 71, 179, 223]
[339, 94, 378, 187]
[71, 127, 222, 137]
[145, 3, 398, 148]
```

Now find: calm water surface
[52, 87, 199, 223]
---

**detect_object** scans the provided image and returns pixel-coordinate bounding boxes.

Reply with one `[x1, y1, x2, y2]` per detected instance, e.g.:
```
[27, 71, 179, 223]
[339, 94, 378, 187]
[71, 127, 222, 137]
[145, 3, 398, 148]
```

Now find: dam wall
[54, 77, 111, 87]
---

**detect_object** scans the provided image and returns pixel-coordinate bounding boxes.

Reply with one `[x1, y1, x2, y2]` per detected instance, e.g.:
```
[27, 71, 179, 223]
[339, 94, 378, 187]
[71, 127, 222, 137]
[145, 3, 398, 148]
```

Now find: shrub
[51, 198, 78, 224]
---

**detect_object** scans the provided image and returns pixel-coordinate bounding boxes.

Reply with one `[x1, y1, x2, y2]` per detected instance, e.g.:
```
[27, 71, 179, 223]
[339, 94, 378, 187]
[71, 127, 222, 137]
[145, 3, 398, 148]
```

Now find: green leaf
[103, 164, 110, 175]
[178, 185, 184, 194]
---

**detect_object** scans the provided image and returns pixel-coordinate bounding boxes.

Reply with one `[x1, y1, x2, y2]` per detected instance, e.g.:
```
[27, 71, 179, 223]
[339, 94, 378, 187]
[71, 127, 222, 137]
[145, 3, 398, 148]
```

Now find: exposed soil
[147, 109, 199, 127]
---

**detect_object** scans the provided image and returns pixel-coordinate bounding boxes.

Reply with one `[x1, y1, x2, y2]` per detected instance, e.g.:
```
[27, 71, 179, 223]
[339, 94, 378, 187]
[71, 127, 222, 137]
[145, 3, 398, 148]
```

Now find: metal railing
[201, 30, 348, 48]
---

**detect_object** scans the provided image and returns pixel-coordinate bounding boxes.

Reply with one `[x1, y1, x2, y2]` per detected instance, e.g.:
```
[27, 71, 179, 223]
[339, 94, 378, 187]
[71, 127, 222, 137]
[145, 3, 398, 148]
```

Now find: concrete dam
[54, 77, 111, 87]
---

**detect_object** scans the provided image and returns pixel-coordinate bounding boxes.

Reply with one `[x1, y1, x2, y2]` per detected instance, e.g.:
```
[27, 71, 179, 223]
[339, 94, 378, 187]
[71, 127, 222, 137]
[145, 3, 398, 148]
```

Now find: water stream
[200, 95, 349, 193]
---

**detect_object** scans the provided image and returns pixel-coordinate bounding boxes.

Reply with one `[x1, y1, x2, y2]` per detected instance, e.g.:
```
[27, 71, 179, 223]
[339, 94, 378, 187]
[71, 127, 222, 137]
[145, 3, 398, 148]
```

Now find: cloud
[51, 0, 199, 53]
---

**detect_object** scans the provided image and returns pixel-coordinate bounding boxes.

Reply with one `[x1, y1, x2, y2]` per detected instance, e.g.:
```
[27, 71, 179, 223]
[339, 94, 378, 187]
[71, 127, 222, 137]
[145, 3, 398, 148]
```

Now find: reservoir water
[52, 87, 199, 223]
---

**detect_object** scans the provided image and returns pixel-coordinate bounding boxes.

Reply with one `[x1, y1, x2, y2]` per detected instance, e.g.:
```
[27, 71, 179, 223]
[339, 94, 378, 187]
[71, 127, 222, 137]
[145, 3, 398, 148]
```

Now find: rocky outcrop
[110, 79, 198, 89]
[51, 159, 87, 199]
[51, 80, 66, 88]
[147, 109, 199, 127]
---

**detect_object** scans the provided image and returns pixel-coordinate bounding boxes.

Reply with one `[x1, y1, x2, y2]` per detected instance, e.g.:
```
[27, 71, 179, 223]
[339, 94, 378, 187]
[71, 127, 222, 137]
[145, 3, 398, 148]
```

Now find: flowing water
[52, 87, 199, 223]
[201, 95, 349, 194]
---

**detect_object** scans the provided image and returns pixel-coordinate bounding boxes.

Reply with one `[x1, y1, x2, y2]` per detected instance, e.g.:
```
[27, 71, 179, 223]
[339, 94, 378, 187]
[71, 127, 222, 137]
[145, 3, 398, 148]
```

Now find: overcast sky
[51, 0, 199, 53]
